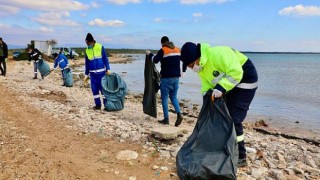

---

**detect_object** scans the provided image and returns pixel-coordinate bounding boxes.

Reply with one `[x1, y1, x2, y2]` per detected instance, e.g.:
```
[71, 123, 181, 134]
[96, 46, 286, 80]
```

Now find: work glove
[211, 89, 223, 102]
[181, 71, 185, 78]
[106, 70, 111, 75]
[146, 50, 151, 55]
[5, 58, 7, 62]
[84, 75, 90, 85]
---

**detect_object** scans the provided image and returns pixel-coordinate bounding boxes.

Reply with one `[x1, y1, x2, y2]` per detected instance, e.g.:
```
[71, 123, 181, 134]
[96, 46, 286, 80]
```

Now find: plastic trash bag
[37, 59, 51, 78]
[62, 68, 73, 87]
[143, 54, 160, 118]
[176, 90, 238, 180]
[101, 72, 127, 111]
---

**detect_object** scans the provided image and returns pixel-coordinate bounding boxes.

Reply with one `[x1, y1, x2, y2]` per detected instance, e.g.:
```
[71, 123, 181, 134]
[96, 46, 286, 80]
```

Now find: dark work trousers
[225, 87, 257, 159]
[0, 57, 6, 76]
[90, 73, 106, 107]
[33, 61, 38, 78]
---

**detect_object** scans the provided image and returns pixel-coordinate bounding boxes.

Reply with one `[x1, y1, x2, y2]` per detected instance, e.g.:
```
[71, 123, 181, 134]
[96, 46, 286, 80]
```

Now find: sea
[98, 53, 320, 135]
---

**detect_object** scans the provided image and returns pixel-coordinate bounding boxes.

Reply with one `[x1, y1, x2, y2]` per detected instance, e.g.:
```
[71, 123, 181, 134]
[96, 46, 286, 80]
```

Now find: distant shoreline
[7, 47, 320, 54]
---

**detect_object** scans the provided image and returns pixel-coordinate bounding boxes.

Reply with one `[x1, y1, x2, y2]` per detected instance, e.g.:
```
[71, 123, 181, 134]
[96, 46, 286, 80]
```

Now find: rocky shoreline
[1, 57, 319, 179]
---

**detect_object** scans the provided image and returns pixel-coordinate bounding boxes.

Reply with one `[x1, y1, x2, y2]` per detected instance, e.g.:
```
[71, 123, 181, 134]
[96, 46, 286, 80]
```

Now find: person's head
[53, 53, 58, 60]
[161, 36, 169, 46]
[85, 33, 95, 48]
[181, 42, 201, 71]
[27, 46, 33, 53]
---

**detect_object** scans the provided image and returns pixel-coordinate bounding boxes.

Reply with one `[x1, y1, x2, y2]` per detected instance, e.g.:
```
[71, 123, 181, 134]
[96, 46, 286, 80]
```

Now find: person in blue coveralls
[83, 33, 111, 110]
[51, 52, 69, 86]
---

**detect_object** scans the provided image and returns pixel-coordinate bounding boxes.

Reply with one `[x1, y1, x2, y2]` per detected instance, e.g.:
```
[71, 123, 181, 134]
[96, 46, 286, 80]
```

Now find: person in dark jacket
[146, 36, 184, 127]
[180, 42, 258, 167]
[0, 37, 8, 76]
[27, 46, 42, 79]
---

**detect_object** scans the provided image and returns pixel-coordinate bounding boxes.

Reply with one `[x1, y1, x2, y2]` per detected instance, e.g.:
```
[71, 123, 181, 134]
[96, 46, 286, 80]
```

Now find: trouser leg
[90, 75, 102, 106]
[0, 58, 4, 75]
[226, 87, 257, 159]
[33, 61, 38, 78]
[160, 78, 169, 119]
[169, 78, 181, 114]
[2, 59, 5, 75]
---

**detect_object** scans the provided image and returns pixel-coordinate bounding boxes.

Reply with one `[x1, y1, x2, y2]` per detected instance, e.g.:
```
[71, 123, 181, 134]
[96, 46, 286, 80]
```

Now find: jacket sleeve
[84, 53, 89, 75]
[152, 49, 164, 64]
[214, 48, 243, 92]
[4, 43, 8, 58]
[102, 46, 110, 71]
[53, 58, 58, 69]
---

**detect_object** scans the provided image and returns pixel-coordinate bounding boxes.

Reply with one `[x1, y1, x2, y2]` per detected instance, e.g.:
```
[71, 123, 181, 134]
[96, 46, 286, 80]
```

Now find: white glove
[212, 89, 223, 98]
[181, 72, 185, 78]
[146, 50, 151, 55]
[5, 58, 7, 62]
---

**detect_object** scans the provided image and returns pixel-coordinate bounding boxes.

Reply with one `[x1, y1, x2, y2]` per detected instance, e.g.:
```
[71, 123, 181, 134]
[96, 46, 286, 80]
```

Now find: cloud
[106, 0, 141, 5]
[0, 5, 20, 17]
[279, 4, 320, 16]
[153, 18, 164, 23]
[32, 12, 79, 26]
[88, 18, 125, 27]
[1, 0, 89, 12]
[192, 12, 203, 17]
[91, 1, 102, 8]
[39, 27, 54, 33]
[181, 0, 231, 5]
[151, 0, 171, 3]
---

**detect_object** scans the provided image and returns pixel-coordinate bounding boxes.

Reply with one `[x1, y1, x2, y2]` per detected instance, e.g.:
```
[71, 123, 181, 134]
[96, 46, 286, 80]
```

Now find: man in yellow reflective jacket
[84, 33, 111, 110]
[181, 42, 258, 167]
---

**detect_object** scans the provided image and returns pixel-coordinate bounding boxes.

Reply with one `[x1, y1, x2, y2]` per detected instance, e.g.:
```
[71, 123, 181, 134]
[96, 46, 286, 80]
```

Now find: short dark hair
[161, 36, 169, 44]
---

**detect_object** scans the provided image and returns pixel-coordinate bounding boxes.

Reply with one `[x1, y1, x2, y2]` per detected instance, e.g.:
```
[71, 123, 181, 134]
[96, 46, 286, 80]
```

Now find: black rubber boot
[237, 158, 248, 167]
[175, 113, 183, 127]
[158, 118, 169, 125]
[92, 106, 101, 110]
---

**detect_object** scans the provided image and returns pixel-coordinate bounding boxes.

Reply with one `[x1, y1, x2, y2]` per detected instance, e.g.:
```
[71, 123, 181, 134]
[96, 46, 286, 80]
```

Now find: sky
[0, 0, 320, 52]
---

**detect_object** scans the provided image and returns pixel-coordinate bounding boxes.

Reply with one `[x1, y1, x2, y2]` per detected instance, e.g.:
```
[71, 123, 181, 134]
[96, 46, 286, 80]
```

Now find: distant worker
[0, 37, 8, 76]
[84, 33, 111, 110]
[27, 46, 42, 79]
[146, 36, 184, 127]
[70, 48, 73, 60]
[51, 53, 69, 86]
[180, 42, 258, 167]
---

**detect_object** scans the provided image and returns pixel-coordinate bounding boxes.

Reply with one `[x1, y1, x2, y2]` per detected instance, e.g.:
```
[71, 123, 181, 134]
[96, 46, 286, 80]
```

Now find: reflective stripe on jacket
[152, 44, 181, 78]
[85, 43, 110, 75]
[53, 54, 69, 70]
[198, 43, 248, 94]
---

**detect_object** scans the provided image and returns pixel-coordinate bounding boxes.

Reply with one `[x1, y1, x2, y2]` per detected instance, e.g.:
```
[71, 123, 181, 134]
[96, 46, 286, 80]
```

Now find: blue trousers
[160, 77, 181, 119]
[90, 73, 106, 106]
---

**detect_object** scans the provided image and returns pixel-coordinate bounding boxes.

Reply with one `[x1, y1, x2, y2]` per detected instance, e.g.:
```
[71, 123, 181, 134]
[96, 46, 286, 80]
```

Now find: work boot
[237, 158, 248, 167]
[175, 113, 183, 127]
[33, 76, 37, 79]
[92, 105, 101, 110]
[158, 118, 169, 125]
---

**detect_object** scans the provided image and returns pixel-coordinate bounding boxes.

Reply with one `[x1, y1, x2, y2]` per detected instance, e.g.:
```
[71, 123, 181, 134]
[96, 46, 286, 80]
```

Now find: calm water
[106, 53, 320, 133]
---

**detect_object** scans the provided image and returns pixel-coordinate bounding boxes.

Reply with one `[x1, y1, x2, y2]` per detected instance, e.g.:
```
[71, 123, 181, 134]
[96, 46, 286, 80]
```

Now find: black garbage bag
[176, 90, 238, 180]
[142, 54, 160, 118]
